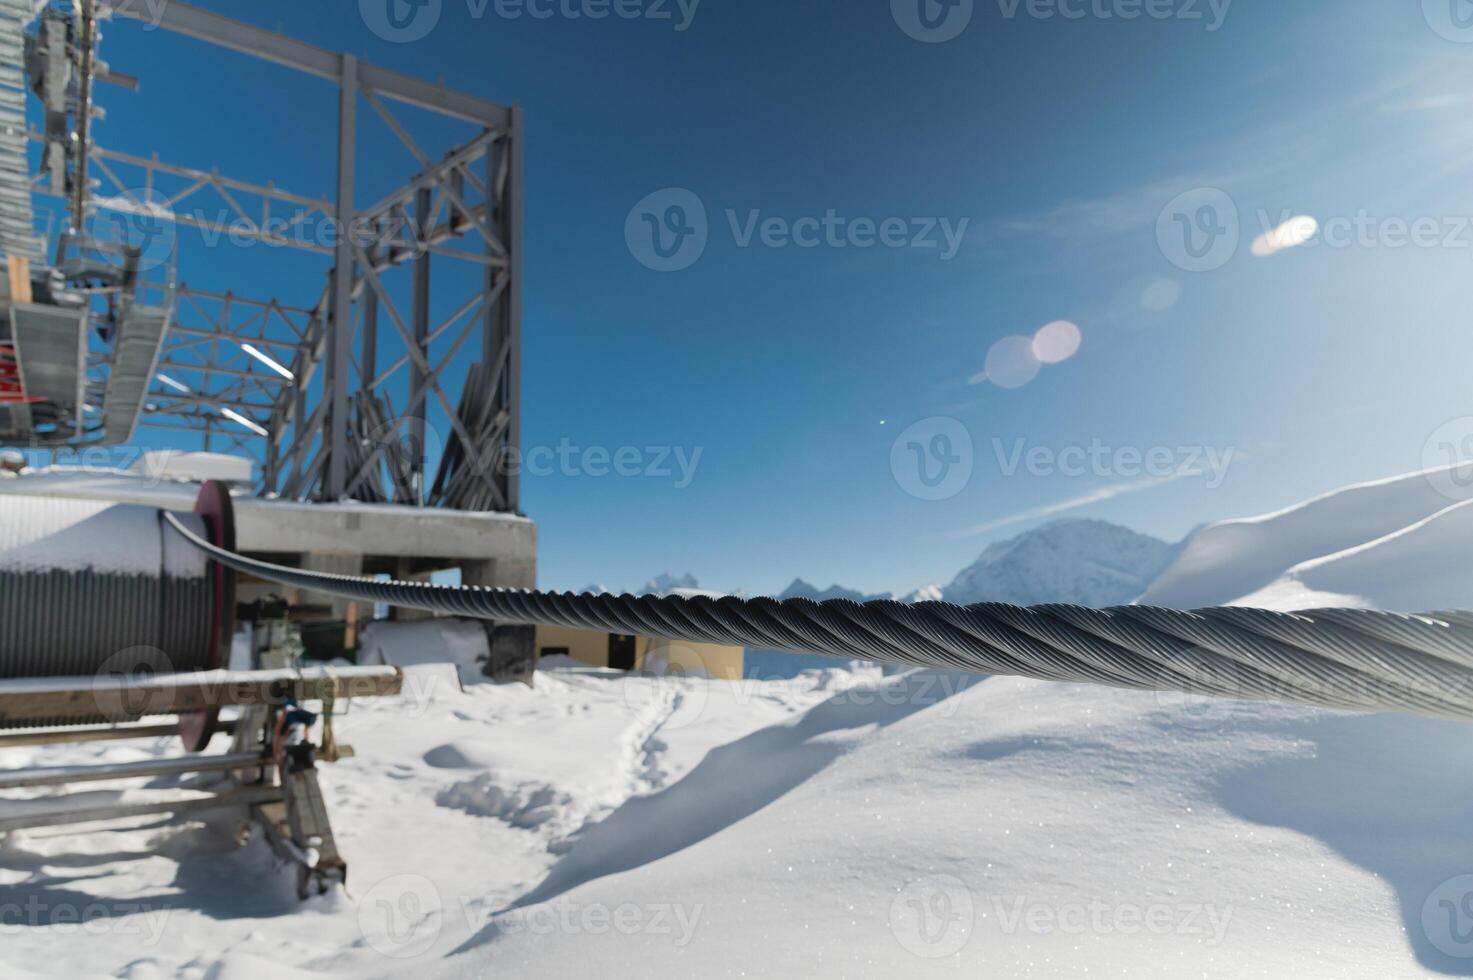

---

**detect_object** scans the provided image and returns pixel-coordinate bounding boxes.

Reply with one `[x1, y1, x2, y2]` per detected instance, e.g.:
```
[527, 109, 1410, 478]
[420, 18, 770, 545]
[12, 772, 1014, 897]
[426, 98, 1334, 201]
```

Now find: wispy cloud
[997, 175, 1218, 245]
[956, 471, 1195, 538]
[982, 56, 1473, 251]
[989, 158, 1298, 249]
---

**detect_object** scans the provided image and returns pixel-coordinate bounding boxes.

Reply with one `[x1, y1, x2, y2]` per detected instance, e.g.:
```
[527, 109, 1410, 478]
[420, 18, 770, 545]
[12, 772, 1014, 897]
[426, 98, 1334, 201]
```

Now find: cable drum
[0, 491, 231, 729]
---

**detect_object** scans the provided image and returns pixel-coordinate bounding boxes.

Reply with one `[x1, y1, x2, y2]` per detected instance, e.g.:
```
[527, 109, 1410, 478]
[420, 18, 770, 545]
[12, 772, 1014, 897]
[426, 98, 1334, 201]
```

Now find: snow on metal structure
[0, 0, 536, 676]
[0, 659, 407, 897]
[0, 479, 413, 898]
[0, 487, 227, 728]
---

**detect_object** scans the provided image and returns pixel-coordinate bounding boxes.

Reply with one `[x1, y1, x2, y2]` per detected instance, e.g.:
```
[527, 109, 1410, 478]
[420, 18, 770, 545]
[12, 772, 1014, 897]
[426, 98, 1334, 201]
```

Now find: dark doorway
[608, 634, 637, 671]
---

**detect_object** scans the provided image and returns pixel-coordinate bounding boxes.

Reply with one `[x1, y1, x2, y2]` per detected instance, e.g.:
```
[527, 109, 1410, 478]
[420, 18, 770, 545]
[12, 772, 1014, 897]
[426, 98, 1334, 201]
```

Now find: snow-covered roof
[129, 451, 254, 485]
[0, 466, 535, 560]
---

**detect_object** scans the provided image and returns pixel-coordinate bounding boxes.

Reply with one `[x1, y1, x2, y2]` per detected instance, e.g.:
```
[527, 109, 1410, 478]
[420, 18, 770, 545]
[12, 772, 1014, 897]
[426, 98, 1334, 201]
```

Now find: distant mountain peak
[944, 520, 1177, 608]
[643, 573, 700, 596]
[778, 579, 890, 603]
[903, 584, 944, 604]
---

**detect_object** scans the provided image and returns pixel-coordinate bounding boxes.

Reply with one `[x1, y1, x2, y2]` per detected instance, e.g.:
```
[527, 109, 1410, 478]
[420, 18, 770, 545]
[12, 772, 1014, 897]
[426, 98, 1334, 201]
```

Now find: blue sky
[50, 0, 1473, 596]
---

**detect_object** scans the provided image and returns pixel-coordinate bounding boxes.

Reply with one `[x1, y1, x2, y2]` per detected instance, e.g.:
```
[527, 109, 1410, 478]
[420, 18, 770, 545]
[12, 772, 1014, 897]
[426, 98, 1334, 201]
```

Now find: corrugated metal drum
[0, 483, 234, 737]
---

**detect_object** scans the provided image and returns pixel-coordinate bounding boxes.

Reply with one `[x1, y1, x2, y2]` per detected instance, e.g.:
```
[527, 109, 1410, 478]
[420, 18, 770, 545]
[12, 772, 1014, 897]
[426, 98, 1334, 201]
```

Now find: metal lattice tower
[3, 0, 523, 513]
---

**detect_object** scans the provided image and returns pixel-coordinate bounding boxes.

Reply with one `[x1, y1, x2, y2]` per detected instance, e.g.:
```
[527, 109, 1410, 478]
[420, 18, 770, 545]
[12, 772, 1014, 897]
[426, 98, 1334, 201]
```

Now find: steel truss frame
[75, 0, 523, 512]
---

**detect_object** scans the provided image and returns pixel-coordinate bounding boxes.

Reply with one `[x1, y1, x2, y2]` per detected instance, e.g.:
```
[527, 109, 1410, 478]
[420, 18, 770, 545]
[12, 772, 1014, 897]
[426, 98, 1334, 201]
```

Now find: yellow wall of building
[534, 626, 743, 680]
[641, 638, 744, 681]
[534, 624, 646, 669]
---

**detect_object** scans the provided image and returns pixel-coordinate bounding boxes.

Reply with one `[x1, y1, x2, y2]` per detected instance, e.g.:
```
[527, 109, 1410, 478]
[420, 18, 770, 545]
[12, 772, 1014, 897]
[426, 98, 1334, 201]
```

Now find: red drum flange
[178, 480, 236, 753]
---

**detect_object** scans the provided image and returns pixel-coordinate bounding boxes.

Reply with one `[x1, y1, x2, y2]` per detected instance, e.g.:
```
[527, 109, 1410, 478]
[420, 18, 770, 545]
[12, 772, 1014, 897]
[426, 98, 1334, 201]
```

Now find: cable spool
[0, 481, 236, 746]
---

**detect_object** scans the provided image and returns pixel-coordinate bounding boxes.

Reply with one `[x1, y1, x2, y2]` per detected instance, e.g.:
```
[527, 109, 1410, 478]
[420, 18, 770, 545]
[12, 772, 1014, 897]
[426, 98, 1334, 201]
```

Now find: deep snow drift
[4, 467, 1473, 978]
[1143, 464, 1473, 611]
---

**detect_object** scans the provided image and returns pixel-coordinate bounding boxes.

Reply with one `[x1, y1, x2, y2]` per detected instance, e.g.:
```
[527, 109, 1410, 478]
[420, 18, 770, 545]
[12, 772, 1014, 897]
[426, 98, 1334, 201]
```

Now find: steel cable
[162, 511, 1473, 720]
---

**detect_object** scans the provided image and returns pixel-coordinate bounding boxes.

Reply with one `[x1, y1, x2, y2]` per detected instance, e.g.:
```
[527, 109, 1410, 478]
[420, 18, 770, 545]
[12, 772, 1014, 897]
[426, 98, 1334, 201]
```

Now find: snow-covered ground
[5, 467, 1473, 978]
[5, 660, 1471, 978]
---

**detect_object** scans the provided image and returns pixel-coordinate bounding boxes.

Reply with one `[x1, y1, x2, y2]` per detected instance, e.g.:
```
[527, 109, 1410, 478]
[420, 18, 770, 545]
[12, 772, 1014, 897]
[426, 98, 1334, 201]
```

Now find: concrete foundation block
[485, 624, 537, 686]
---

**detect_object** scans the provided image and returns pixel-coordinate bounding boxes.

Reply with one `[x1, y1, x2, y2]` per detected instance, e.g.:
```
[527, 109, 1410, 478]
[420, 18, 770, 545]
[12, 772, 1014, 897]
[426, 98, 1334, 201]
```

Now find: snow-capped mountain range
[775, 579, 876, 604]
[641, 518, 1181, 609]
[637, 463, 1473, 616]
[777, 579, 947, 604]
[643, 572, 700, 595]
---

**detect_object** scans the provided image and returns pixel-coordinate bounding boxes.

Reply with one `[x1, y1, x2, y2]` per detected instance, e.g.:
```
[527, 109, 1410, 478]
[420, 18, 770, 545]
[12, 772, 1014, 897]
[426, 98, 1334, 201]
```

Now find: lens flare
[1251, 215, 1318, 257]
[1032, 320, 1082, 365]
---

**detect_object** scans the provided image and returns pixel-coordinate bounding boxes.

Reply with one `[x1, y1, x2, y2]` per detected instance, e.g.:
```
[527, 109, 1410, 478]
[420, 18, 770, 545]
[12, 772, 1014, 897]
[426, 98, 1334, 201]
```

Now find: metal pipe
[71, 0, 97, 231]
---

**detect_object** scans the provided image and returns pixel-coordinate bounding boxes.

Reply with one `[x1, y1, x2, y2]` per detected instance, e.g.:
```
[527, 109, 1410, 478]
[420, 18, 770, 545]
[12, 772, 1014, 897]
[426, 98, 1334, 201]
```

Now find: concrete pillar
[463, 557, 537, 685]
[301, 553, 363, 620]
[391, 560, 440, 623]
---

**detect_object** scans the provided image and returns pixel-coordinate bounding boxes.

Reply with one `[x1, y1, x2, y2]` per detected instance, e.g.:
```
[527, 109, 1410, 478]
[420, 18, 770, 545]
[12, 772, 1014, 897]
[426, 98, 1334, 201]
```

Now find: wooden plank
[0, 751, 270, 790]
[6, 255, 30, 303]
[0, 665, 404, 726]
[0, 785, 284, 833]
